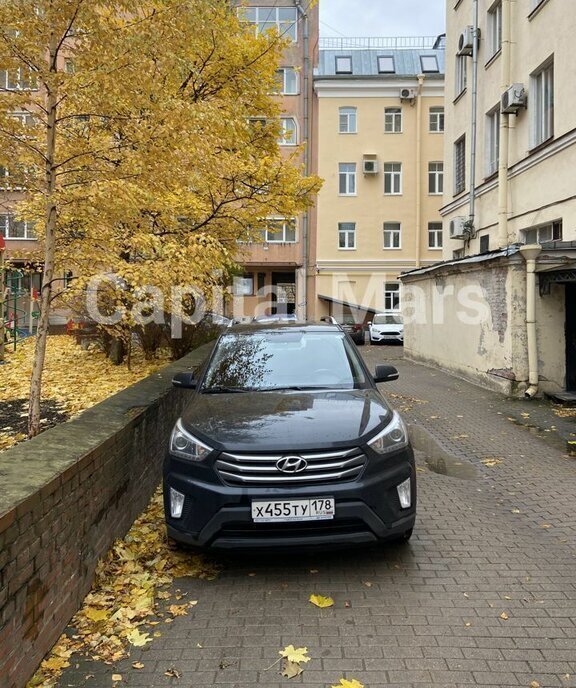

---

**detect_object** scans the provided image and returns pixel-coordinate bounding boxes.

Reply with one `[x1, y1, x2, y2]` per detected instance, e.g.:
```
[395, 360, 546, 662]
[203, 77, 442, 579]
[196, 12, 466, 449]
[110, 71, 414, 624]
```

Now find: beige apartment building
[230, 0, 319, 321]
[402, 0, 576, 397]
[312, 37, 445, 322]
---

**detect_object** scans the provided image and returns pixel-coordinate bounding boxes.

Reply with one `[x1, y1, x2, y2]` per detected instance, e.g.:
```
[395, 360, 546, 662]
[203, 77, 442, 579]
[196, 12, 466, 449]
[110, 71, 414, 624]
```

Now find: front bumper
[370, 330, 404, 343]
[164, 448, 416, 550]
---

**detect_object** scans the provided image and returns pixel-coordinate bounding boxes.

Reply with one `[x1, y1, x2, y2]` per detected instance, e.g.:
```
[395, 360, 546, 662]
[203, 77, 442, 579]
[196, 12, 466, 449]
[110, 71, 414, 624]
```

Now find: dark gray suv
[164, 323, 416, 550]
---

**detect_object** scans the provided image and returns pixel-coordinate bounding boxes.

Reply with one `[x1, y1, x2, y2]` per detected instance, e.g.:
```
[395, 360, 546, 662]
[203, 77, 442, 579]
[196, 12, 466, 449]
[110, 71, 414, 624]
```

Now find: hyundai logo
[276, 456, 308, 474]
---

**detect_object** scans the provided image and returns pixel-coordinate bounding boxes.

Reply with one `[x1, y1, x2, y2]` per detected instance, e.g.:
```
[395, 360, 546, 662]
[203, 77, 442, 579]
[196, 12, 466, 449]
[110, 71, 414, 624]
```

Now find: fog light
[170, 488, 185, 518]
[397, 478, 411, 509]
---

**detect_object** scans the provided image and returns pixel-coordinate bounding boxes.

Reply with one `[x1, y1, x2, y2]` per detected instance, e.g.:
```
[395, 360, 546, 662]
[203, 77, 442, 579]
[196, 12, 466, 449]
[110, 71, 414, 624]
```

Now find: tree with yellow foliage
[0, 0, 320, 437]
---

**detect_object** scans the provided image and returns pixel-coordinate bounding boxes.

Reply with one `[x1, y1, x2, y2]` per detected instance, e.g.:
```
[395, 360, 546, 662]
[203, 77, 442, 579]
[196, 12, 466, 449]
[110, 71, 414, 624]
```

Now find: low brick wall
[0, 344, 213, 688]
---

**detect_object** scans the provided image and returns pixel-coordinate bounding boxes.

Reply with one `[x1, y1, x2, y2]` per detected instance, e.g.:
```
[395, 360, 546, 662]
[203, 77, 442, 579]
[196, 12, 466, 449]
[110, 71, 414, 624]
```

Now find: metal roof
[317, 48, 445, 78]
[399, 246, 521, 279]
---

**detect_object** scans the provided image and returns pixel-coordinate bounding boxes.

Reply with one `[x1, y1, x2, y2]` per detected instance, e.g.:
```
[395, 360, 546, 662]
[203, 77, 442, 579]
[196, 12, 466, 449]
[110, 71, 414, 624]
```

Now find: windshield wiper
[257, 385, 336, 392]
[201, 385, 249, 394]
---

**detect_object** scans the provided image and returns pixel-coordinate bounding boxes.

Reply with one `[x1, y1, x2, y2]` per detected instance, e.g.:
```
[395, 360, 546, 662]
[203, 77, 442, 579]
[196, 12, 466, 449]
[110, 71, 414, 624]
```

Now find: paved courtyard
[58, 347, 576, 688]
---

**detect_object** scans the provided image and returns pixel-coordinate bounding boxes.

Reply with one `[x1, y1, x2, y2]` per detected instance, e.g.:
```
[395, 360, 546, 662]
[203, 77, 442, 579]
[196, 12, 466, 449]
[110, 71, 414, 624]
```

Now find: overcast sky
[319, 0, 445, 38]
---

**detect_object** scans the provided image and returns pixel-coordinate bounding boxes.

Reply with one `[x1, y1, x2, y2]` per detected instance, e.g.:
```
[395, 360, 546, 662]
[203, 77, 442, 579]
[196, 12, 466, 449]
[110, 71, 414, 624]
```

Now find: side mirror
[374, 364, 399, 383]
[172, 371, 197, 389]
[367, 321, 372, 326]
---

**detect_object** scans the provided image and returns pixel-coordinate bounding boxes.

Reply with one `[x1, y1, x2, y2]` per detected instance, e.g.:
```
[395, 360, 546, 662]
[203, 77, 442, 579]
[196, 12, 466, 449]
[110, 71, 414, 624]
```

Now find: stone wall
[0, 343, 212, 688]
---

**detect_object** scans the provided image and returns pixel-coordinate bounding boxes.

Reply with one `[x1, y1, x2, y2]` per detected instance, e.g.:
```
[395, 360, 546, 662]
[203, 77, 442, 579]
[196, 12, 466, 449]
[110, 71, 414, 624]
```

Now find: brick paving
[57, 347, 576, 688]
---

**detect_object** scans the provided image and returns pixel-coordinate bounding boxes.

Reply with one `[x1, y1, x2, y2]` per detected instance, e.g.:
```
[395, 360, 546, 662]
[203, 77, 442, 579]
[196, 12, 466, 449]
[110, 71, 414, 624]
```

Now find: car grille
[215, 447, 366, 486]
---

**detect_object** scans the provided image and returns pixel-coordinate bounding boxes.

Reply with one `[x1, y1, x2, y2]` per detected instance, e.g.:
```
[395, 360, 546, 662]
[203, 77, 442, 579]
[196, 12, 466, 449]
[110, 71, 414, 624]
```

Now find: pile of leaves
[0, 335, 169, 451]
[28, 489, 219, 687]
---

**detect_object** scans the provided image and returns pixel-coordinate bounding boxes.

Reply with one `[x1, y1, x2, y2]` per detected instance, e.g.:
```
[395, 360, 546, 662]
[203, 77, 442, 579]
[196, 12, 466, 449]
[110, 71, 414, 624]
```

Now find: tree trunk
[28, 38, 58, 438]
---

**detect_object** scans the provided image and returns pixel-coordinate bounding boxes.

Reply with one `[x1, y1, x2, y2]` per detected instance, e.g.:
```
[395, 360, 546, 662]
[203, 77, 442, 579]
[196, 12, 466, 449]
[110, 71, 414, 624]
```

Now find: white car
[368, 313, 404, 345]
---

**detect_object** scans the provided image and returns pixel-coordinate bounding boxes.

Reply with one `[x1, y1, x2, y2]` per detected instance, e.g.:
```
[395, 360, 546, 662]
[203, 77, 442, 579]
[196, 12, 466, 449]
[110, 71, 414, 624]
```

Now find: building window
[233, 275, 254, 296]
[275, 67, 298, 95]
[521, 220, 562, 244]
[335, 56, 352, 74]
[384, 107, 402, 133]
[455, 55, 467, 96]
[479, 235, 490, 253]
[429, 106, 445, 132]
[0, 68, 37, 90]
[339, 163, 356, 195]
[338, 222, 356, 249]
[420, 55, 439, 73]
[454, 136, 466, 194]
[10, 111, 35, 128]
[486, 107, 500, 176]
[384, 162, 402, 195]
[428, 222, 443, 249]
[531, 59, 554, 148]
[377, 56, 395, 73]
[278, 117, 297, 145]
[384, 282, 401, 311]
[383, 222, 401, 249]
[0, 214, 36, 239]
[238, 6, 297, 41]
[487, 1, 503, 58]
[339, 106, 357, 134]
[262, 218, 297, 243]
[428, 162, 444, 194]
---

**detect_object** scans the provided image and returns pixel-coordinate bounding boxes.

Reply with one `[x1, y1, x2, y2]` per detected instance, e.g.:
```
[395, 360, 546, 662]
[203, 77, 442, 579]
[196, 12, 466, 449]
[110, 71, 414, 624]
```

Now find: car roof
[227, 321, 342, 334]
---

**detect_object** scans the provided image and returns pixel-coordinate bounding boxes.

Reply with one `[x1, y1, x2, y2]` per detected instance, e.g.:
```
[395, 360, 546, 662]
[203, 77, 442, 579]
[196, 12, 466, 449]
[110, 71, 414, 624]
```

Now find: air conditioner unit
[457, 26, 480, 56]
[501, 83, 526, 114]
[449, 216, 467, 240]
[362, 159, 379, 174]
[400, 88, 416, 100]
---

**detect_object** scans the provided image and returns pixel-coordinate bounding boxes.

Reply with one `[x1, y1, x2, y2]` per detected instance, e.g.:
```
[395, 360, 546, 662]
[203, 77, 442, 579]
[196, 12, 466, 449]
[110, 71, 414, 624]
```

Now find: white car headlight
[368, 411, 409, 455]
[169, 419, 212, 461]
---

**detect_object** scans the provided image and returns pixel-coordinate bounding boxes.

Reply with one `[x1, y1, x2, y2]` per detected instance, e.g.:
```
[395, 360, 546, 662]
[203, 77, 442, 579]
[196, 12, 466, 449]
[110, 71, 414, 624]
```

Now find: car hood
[371, 323, 404, 331]
[180, 388, 392, 452]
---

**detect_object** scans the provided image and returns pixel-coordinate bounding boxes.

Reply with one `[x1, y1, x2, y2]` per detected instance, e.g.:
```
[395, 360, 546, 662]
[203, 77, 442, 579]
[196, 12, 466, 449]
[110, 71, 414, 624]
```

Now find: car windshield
[373, 314, 403, 325]
[201, 331, 368, 391]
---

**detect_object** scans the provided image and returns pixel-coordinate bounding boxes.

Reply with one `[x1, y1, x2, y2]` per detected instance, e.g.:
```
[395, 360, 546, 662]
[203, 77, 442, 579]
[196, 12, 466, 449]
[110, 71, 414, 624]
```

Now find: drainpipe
[519, 244, 542, 398]
[415, 74, 424, 268]
[295, 0, 309, 320]
[468, 0, 479, 234]
[498, 0, 512, 248]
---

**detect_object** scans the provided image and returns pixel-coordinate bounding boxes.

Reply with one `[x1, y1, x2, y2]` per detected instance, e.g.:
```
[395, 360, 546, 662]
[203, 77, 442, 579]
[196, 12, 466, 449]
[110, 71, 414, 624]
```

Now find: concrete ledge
[0, 343, 213, 688]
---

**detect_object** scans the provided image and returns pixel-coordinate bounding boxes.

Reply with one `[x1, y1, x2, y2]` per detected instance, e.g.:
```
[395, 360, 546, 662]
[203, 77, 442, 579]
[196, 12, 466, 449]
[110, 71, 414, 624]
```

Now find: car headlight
[169, 419, 212, 461]
[368, 411, 409, 455]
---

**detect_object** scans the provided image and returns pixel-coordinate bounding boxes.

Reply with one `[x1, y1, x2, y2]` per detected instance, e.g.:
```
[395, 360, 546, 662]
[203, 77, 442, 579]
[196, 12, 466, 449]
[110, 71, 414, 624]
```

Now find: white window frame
[428, 222, 443, 249]
[232, 276, 254, 296]
[238, 6, 298, 42]
[275, 67, 298, 95]
[377, 56, 395, 73]
[454, 136, 466, 194]
[339, 163, 356, 196]
[384, 282, 401, 311]
[521, 220, 562, 244]
[278, 117, 297, 146]
[383, 162, 402, 195]
[487, 1, 503, 59]
[338, 222, 356, 250]
[383, 222, 401, 249]
[384, 107, 402, 133]
[339, 106, 357, 134]
[429, 107, 444, 132]
[335, 56, 352, 74]
[0, 214, 36, 240]
[428, 162, 444, 195]
[262, 218, 297, 244]
[0, 67, 38, 91]
[455, 55, 467, 97]
[420, 55, 439, 73]
[531, 59, 554, 148]
[486, 106, 500, 176]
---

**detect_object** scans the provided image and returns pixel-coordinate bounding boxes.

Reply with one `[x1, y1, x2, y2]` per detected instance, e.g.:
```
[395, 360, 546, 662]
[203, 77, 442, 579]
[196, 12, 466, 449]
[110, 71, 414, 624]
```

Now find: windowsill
[453, 189, 467, 198]
[339, 132, 357, 135]
[3, 237, 37, 241]
[484, 170, 499, 182]
[384, 131, 403, 135]
[279, 143, 298, 147]
[384, 193, 403, 197]
[528, 0, 551, 20]
[338, 247, 356, 251]
[338, 193, 357, 197]
[485, 49, 502, 69]
[429, 192, 443, 196]
[382, 247, 402, 251]
[428, 247, 443, 251]
[528, 135, 555, 156]
[264, 241, 297, 245]
[453, 88, 467, 105]
[430, 130, 444, 134]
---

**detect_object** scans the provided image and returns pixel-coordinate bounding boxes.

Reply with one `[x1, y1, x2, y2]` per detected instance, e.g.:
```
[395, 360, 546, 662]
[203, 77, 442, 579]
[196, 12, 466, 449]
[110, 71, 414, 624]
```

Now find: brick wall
[0, 344, 212, 688]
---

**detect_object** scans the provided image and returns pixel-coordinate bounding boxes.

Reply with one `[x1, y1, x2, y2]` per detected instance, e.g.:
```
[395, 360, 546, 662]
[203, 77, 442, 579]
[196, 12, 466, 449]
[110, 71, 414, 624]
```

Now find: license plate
[251, 497, 335, 523]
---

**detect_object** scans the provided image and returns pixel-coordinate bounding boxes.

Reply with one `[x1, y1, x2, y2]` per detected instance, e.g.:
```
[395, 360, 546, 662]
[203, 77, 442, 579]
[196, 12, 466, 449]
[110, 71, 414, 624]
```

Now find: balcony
[236, 241, 301, 267]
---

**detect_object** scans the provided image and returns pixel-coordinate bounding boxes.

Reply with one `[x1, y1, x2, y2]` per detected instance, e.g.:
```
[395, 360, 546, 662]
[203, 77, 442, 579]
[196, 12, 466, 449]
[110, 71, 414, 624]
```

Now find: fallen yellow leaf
[112, 674, 122, 682]
[500, 612, 509, 620]
[309, 594, 334, 608]
[331, 680, 364, 688]
[127, 629, 153, 647]
[279, 645, 311, 664]
[132, 662, 144, 670]
[281, 659, 303, 679]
